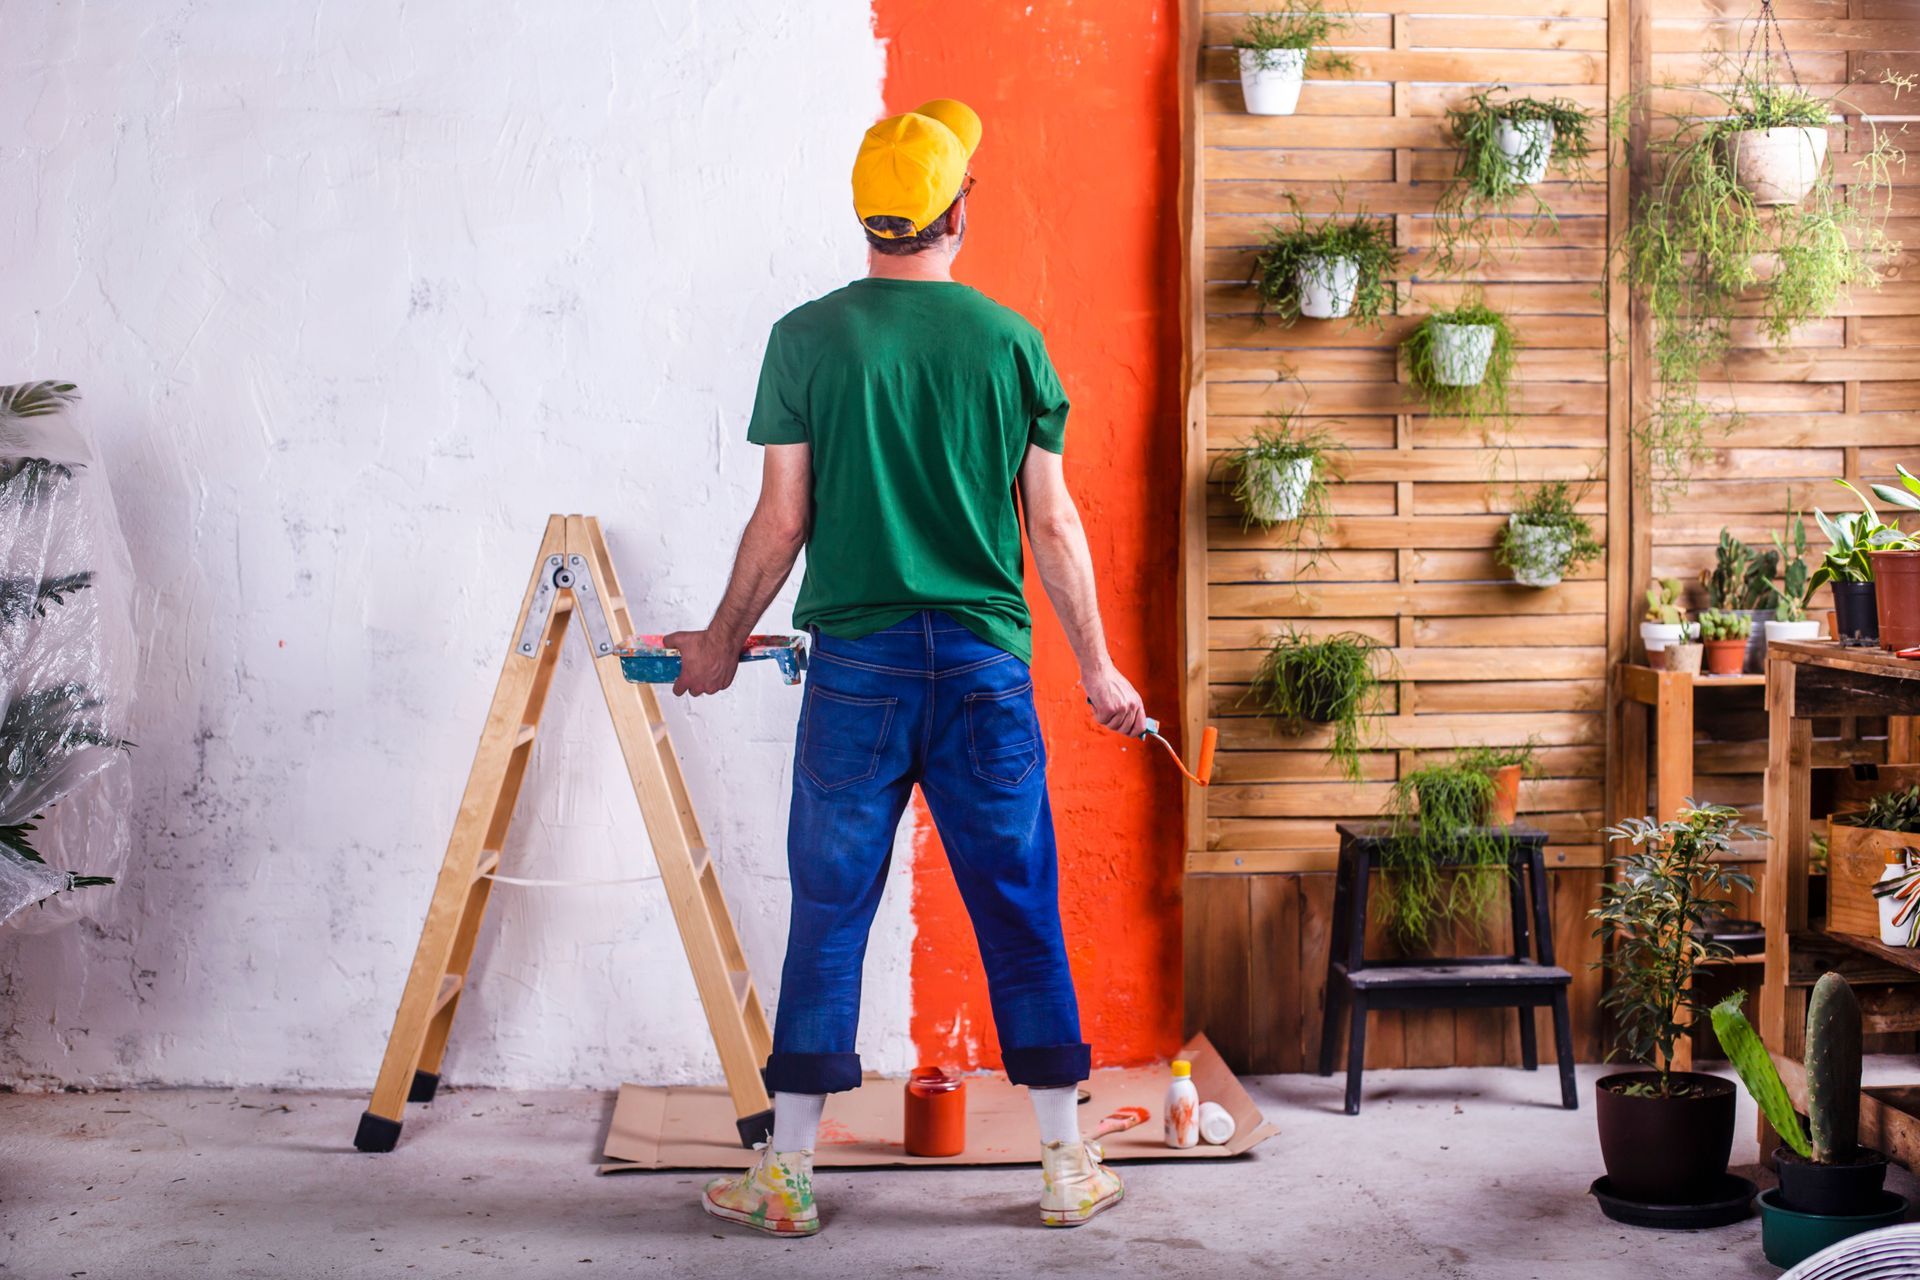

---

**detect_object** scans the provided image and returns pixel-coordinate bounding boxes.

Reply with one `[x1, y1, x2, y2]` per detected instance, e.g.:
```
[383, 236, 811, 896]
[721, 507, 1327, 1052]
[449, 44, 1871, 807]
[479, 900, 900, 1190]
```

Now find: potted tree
[1231, 4, 1354, 118]
[1697, 609, 1753, 677]
[1591, 803, 1757, 1213]
[1250, 198, 1402, 326]
[1713, 980, 1909, 1267]
[1247, 629, 1381, 784]
[1766, 512, 1823, 644]
[1642, 578, 1686, 668]
[1496, 481, 1602, 588]
[1377, 760, 1511, 948]
[1402, 299, 1518, 430]
[1429, 87, 1594, 275]
[1812, 480, 1914, 645]
[1700, 528, 1779, 671]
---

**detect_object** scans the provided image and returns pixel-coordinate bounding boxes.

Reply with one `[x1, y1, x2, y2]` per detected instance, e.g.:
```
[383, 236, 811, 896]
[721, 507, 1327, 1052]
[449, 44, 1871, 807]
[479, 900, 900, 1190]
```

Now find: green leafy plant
[1697, 608, 1753, 641]
[1700, 528, 1779, 611]
[1454, 740, 1540, 779]
[1834, 782, 1920, 835]
[1870, 463, 1920, 517]
[1616, 74, 1903, 494]
[1246, 629, 1382, 783]
[1377, 762, 1509, 947]
[1644, 577, 1685, 624]
[1250, 196, 1403, 328]
[1593, 802, 1758, 1095]
[1401, 299, 1519, 429]
[1233, 3, 1356, 75]
[1495, 481, 1604, 583]
[1772, 511, 1813, 622]
[1225, 410, 1347, 579]
[1712, 991, 1814, 1159]
[1810, 480, 1916, 589]
[1429, 88, 1594, 275]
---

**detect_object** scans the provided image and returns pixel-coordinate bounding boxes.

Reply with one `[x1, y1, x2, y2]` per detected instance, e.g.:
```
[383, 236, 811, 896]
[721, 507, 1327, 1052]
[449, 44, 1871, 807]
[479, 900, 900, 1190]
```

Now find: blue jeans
[763, 611, 1089, 1094]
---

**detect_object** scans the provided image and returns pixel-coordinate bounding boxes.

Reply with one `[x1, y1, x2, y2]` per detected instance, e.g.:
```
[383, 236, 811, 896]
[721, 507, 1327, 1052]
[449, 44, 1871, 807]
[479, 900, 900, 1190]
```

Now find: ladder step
[431, 973, 463, 1016]
[472, 850, 501, 884]
[514, 723, 537, 747]
[690, 842, 711, 878]
[729, 970, 751, 1007]
[652, 720, 670, 742]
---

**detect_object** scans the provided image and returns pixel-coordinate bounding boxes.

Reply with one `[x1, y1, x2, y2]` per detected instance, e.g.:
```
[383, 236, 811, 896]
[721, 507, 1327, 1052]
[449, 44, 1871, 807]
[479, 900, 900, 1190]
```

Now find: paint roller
[1090, 700, 1216, 787]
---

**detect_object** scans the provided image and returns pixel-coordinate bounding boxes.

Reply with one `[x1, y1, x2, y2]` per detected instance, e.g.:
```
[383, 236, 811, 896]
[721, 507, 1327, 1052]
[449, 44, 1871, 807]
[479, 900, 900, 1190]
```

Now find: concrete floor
[5, 1063, 1917, 1280]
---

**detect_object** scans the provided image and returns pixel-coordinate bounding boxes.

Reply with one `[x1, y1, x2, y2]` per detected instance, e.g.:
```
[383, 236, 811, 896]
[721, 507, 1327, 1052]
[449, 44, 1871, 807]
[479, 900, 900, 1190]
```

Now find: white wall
[0, 0, 911, 1089]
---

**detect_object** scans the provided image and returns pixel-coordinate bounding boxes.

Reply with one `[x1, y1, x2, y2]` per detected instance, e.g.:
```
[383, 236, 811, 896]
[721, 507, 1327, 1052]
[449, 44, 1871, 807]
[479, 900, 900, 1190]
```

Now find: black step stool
[1318, 821, 1577, 1115]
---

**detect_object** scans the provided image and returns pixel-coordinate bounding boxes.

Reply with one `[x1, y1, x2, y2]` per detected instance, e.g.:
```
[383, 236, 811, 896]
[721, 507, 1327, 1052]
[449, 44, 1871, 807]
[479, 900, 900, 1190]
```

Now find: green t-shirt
[746, 277, 1069, 663]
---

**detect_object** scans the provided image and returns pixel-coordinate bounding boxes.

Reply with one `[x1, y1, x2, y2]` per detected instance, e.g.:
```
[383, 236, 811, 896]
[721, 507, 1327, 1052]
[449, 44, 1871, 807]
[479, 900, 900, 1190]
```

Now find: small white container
[1238, 47, 1307, 117]
[1878, 853, 1915, 948]
[1764, 618, 1823, 645]
[1164, 1059, 1200, 1149]
[1197, 1101, 1236, 1146]
[1722, 125, 1829, 206]
[1497, 117, 1556, 186]
[1429, 322, 1496, 387]
[1506, 515, 1573, 589]
[1295, 255, 1360, 319]
[1244, 456, 1314, 524]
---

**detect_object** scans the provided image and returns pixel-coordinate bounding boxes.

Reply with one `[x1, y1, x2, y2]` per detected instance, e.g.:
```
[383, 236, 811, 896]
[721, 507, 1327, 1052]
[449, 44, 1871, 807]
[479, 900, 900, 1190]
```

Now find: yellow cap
[852, 98, 981, 237]
[1171, 1059, 1192, 1078]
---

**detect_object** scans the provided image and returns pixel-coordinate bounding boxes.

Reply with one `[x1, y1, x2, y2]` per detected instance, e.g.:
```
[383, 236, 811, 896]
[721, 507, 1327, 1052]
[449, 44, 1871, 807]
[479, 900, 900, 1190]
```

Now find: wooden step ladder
[353, 514, 775, 1153]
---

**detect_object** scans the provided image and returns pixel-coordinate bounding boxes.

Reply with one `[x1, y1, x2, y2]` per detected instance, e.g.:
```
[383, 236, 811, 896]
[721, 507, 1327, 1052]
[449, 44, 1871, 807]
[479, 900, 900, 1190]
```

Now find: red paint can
[903, 1066, 966, 1157]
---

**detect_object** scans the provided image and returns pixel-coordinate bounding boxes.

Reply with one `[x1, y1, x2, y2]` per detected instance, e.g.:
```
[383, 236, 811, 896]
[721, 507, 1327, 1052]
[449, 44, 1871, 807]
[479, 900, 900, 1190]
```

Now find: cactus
[1698, 608, 1753, 641]
[1807, 972, 1864, 1164]
[1644, 577, 1684, 625]
[1712, 992, 1812, 1158]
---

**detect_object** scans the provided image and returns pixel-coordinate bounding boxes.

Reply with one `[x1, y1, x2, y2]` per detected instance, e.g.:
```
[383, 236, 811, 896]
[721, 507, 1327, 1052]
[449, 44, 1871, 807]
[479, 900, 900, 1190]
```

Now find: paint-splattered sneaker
[1039, 1138, 1124, 1227]
[701, 1144, 820, 1237]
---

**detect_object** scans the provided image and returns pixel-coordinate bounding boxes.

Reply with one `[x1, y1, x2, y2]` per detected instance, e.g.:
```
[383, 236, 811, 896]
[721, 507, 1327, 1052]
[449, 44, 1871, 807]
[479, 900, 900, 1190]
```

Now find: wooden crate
[1828, 822, 1920, 940]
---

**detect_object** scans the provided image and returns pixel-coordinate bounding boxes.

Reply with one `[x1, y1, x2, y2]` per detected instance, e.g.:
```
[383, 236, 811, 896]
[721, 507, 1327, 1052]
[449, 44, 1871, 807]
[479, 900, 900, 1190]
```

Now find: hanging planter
[1403, 299, 1518, 431]
[1496, 481, 1602, 589]
[1231, 4, 1354, 118]
[1245, 629, 1383, 784]
[1498, 118, 1556, 186]
[1250, 198, 1401, 328]
[1428, 87, 1593, 276]
[1723, 123, 1829, 206]
[1224, 410, 1346, 582]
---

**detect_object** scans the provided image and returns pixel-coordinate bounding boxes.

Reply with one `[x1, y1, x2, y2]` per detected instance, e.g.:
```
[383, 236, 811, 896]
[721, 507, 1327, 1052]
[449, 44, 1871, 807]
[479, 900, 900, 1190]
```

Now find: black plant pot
[1773, 1145, 1891, 1216]
[1833, 581, 1880, 646]
[1596, 1072, 1735, 1204]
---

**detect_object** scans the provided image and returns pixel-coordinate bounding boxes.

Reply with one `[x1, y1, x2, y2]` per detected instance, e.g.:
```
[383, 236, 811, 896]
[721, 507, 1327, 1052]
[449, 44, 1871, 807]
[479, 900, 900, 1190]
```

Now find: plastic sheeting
[0, 383, 136, 930]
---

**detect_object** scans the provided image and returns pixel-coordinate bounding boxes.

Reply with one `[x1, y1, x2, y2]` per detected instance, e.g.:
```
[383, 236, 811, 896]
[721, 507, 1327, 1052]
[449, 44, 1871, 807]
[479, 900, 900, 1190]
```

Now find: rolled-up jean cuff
[1002, 1043, 1092, 1088]
[763, 1051, 864, 1095]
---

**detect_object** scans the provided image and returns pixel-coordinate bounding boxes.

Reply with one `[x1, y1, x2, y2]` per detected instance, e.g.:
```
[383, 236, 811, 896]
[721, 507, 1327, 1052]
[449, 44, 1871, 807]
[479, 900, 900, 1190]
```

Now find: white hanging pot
[1722, 125, 1828, 206]
[1496, 118, 1555, 186]
[1243, 456, 1314, 524]
[1429, 323, 1496, 387]
[1507, 515, 1573, 589]
[1295, 255, 1360, 319]
[1238, 48, 1307, 117]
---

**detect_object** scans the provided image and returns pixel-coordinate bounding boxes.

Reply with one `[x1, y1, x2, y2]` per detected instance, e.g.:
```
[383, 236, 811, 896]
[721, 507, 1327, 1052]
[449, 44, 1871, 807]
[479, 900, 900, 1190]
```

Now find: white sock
[1030, 1085, 1081, 1146]
[772, 1091, 824, 1153]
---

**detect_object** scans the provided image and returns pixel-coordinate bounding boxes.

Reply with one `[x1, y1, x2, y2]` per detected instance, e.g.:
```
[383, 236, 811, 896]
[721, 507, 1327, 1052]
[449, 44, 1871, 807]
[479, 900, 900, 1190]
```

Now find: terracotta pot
[1872, 549, 1920, 651]
[1703, 638, 1748, 676]
[1666, 642, 1704, 675]
[1596, 1072, 1735, 1204]
[1833, 581, 1879, 646]
[1486, 764, 1522, 826]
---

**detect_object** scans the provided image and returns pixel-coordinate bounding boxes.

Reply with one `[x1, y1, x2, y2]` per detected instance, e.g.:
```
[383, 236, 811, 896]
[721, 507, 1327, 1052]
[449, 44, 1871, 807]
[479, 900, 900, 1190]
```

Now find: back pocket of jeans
[964, 682, 1041, 788]
[800, 686, 897, 792]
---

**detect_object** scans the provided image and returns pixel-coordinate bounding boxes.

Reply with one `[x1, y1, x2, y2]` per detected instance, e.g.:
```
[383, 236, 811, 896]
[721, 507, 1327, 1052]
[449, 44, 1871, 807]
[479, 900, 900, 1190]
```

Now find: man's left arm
[665, 442, 812, 695]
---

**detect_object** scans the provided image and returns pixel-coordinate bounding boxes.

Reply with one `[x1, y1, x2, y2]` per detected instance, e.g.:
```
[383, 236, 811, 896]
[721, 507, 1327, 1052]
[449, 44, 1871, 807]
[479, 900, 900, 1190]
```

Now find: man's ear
[948, 198, 967, 246]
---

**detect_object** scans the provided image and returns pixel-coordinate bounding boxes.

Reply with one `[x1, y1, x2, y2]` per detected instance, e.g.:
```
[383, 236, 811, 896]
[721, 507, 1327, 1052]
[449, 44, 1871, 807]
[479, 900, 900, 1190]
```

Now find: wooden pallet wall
[1179, 0, 1920, 1074]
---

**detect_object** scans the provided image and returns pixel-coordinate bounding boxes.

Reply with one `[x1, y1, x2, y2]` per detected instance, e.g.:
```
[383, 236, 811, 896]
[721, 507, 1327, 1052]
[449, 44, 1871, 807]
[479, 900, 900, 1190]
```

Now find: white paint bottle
[1164, 1059, 1199, 1149]
[1878, 850, 1915, 947]
[1198, 1100, 1236, 1146]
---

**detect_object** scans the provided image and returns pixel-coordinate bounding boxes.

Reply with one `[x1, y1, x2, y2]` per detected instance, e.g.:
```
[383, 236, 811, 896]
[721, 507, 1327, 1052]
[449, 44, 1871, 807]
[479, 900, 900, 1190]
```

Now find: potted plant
[1665, 622, 1704, 675]
[1250, 197, 1402, 326]
[1429, 87, 1594, 275]
[1829, 784, 1920, 947]
[1591, 803, 1757, 1208]
[1713, 980, 1908, 1268]
[1247, 629, 1381, 784]
[1700, 528, 1779, 671]
[1376, 761, 1511, 948]
[1402, 299, 1518, 430]
[1718, 83, 1831, 208]
[1697, 609, 1752, 676]
[1231, 3, 1354, 118]
[1860, 464, 1920, 650]
[1642, 578, 1686, 668]
[1455, 741, 1538, 828]
[1496, 482, 1602, 589]
[1617, 70, 1901, 493]
[1812, 480, 1915, 645]
[1766, 512, 1823, 644]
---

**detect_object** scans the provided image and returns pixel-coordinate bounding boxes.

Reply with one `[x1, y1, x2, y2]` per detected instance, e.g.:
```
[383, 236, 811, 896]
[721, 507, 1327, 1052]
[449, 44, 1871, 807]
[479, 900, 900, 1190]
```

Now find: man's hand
[1084, 663, 1147, 739]
[664, 629, 743, 697]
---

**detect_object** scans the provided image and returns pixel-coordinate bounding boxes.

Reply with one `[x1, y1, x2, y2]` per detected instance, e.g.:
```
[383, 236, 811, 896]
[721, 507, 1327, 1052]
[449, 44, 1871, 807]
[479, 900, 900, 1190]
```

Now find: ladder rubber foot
[354, 1111, 403, 1153]
[736, 1108, 774, 1149]
[408, 1069, 441, 1103]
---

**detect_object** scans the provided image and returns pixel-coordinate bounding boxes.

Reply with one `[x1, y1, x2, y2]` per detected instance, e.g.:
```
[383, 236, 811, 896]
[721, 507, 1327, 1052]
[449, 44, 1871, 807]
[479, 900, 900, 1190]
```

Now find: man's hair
[862, 198, 959, 255]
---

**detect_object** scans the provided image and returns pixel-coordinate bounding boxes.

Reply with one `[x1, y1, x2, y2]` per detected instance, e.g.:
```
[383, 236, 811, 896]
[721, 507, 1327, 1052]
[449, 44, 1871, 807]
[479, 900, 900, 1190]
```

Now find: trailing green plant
[1429, 88, 1594, 276]
[1697, 608, 1752, 641]
[1711, 991, 1814, 1159]
[1400, 299, 1519, 430]
[1249, 195, 1403, 327]
[1495, 481, 1604, 580]
[1377, 762, 1509, 947]
[1454, 739, 1540, 779]
[1616, 72, 1903, 494]
[1233, 3, 1356, 75]
[1834, 782, 1920, 835]
[1246, 629, 1382, 783]
[1772, 510, 1813, 622]
[1593, 802, 1758, 1095]
[1700, 528, 1779, 611]
[1644, 577, 1685, 624]
[1810, 480, 1916, 589]
[1225, 409, 1347, 578]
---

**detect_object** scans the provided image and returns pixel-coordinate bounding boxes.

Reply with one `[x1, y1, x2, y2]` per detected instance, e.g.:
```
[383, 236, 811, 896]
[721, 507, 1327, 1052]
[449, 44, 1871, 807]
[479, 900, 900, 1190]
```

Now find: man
[666, 98, 1145, 1235]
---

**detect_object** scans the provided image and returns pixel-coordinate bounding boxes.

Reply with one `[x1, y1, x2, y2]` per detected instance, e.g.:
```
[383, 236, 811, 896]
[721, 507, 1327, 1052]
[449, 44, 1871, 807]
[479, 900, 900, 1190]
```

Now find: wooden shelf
[1815, 929, 1920, 979]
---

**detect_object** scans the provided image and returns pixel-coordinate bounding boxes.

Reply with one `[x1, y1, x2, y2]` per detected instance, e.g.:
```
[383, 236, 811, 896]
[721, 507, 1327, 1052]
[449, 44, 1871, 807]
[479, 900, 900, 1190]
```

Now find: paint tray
[616, 634, 808, 686]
